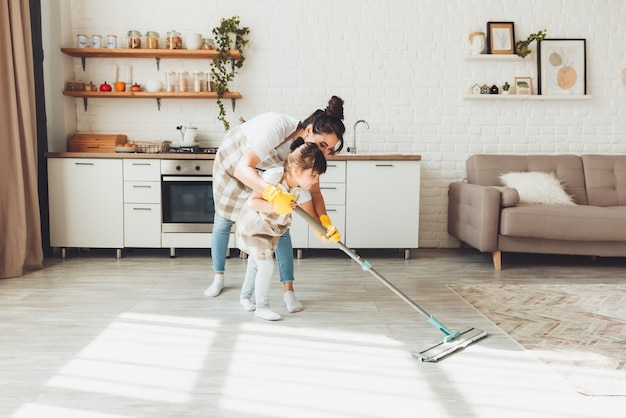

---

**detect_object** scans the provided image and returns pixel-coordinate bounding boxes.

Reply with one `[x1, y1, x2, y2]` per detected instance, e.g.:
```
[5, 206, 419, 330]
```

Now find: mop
[294, 206, 487, 362]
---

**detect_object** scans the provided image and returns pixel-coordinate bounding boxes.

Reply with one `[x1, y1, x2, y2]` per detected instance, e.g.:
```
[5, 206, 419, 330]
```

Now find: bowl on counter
[114, 144, 138, 153]
[145, 80, 163, 92]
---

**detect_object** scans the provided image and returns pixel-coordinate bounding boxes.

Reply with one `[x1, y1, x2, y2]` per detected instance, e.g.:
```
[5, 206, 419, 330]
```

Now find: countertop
[45, 152, 422, 161]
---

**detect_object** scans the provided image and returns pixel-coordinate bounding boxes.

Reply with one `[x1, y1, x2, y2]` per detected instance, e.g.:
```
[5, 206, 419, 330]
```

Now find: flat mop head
[412, 328, 488, 362]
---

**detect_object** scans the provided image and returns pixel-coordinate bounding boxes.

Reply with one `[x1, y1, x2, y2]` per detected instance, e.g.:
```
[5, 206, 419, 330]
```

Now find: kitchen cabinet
[61, 48, 242, 110]
[46, 154, 420, 259]
[292, 159, 420, 259]
[123, 160, 161, 248]
[345, 160, 420, 258]
[48, 158, 124, 257]
[291, 161, 346, 254]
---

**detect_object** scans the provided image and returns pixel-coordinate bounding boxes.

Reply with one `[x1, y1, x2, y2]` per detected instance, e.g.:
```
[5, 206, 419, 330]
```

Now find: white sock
[283, 291, 303, 313]
[240, 298, 256, 311]
[255, 307, 282, 321]
[204, 274, 225, 297]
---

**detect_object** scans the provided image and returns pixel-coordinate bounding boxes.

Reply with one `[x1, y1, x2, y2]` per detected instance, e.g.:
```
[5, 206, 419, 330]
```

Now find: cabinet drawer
[124, 181, 161, 203]
[124, 203, 161, 247]
[319, 183, 345, 205]
[123, 159, 160, 181]
[323, 161, 346, 183]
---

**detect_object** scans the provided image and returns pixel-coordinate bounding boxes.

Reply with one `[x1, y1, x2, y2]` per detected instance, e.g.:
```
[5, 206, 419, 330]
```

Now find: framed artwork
[514, 77, 533, 95]
[537, 39, 587, 95]
[486, 22, 515, 54]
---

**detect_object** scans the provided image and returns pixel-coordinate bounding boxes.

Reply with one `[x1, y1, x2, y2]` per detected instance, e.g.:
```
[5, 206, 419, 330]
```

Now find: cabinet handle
[74, 162, 94, 166]
[132, 207, 152, 211]
[375, 164, 393, 167]
[320, 186, 337, 191]
[132, 163, 152, 166]
[132, 185, 152, 188]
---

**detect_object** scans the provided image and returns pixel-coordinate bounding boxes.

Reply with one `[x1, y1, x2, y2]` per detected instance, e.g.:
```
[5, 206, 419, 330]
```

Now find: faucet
[348, 119, 369, 154]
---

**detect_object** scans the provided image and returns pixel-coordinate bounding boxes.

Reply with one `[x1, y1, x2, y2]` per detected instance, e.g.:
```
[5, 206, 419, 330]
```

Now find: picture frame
[537, 38, 586, 96]
[486, 22, 515, 54]
[514, 77, 533, 95]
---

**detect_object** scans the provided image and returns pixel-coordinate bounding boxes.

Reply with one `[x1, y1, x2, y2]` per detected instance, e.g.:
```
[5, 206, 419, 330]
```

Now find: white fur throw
[499, 171, 576, 206]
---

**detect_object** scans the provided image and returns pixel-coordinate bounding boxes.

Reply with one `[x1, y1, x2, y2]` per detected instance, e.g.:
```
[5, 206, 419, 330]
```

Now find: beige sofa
[448, 154, 626, 270]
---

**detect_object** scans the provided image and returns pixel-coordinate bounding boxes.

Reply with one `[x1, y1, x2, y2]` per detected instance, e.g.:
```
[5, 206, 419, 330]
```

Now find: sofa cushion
[500, 205, 626, 241]
[467, 154, 588, 205]
[581, 155, 626, 207]
[500, 171, 575, 205]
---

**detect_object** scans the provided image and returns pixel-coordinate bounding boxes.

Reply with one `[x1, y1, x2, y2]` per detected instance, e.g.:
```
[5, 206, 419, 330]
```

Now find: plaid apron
[213, 126, 292, 221]
[236, 177, 302, 260]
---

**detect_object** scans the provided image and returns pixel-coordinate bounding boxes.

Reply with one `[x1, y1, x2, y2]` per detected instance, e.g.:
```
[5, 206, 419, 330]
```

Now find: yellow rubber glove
[262, 184, 295, 215]
[318, 214, 341, 242]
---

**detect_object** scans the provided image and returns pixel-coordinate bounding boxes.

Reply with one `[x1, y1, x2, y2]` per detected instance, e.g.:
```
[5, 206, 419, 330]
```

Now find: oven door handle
[162, 176, 212, 182]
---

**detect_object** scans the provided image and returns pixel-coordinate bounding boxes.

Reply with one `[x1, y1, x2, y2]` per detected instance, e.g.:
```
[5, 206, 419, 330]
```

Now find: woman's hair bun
[290, 137, 306, 151]
[324, 96, 344, 120]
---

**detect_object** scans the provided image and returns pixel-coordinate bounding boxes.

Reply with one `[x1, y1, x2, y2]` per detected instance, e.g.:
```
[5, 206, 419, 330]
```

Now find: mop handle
[293, 206, 432, 320]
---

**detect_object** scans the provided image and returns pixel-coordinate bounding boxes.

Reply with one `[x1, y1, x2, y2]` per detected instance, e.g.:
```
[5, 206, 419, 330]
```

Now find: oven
[161, 159, 215, 233]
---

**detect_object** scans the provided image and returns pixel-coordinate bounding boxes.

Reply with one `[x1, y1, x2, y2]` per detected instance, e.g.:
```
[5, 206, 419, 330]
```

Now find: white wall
[43, 0, 626, 248]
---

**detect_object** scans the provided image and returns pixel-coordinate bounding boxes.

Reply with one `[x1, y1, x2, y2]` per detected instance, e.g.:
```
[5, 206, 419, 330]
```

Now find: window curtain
[0, 0, 43, 278]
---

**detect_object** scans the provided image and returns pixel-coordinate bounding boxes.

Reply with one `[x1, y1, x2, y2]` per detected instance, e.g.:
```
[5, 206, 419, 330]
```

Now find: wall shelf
[462, 94, 591, 101]
[61, 48, 241, 71]
[463, 53, 526, 62]
[61, 47, 243, 111]
[63, 91, 242, 111]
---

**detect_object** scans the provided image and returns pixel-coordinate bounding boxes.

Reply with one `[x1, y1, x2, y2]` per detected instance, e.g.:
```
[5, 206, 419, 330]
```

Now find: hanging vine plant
[515, 29, 547, 59]
[211, 16, 250, 130]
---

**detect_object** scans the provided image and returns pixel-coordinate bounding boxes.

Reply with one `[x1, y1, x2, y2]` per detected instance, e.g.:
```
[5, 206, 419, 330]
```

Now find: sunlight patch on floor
[220, 322, 441, 418]
[13, 404, 130, 418]
[45, 312, 220, 403]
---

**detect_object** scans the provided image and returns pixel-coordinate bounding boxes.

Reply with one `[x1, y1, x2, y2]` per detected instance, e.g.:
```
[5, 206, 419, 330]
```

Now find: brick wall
[49, 0, 626, 248]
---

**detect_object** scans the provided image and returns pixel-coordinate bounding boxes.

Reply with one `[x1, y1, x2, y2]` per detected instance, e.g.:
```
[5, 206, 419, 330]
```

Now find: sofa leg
[492, 251, 502, 271]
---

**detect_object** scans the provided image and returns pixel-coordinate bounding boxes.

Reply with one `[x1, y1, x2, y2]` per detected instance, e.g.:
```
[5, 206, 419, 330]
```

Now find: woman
[205, 96, 346, 313]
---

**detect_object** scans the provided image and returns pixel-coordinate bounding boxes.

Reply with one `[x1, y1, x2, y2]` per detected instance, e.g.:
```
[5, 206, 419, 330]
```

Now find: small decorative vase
[468, 32, 486, 55]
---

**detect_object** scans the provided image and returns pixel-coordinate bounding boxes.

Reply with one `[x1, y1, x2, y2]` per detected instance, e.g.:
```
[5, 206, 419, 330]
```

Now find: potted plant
[515, 29, 547, 59]
[211, 16, 250, 130]
[501, 81, 511, 94]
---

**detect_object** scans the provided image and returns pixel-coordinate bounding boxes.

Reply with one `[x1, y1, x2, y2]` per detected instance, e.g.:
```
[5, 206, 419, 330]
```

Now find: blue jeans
[211, 213, 294, 283]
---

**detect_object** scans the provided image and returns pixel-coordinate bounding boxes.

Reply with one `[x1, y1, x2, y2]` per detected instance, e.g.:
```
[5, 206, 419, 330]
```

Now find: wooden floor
[2, 248, 625, 418]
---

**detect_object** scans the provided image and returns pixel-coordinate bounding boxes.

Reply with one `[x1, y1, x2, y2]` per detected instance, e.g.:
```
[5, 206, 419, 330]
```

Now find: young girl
[236, 140, 327, 320]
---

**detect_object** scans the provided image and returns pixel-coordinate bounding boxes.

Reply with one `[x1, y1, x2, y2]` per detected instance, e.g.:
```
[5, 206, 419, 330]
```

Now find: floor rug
[448, 283, 626, 396]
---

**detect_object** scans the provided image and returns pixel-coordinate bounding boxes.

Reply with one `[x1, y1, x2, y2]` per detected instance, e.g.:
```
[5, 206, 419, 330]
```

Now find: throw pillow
[499, 171, 576, 206]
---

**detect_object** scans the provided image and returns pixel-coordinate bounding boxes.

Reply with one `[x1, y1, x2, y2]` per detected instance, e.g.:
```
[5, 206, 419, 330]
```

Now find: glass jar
[193, 71, 206, 92]
[127, 30, 142, 49]
[165, 71, 176, 92]
[178, 71, 188, 92]
[166, 30, 182, 49]
[201, 38, 215, 50]
[145, 31, 159, 49]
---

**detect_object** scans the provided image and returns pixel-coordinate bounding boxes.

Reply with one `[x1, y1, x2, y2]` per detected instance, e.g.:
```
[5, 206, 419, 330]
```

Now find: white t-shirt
[240, 112, 299, 161]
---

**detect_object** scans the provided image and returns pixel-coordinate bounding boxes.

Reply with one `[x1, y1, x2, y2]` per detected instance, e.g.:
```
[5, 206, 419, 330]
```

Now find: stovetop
[167, 146, 219, 154]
